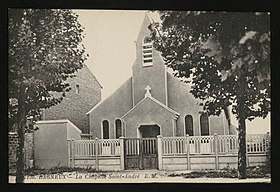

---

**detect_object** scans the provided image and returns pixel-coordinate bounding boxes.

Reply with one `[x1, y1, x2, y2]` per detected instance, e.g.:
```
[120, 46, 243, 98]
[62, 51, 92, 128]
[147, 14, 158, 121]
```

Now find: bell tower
[132, 13, 168, 106]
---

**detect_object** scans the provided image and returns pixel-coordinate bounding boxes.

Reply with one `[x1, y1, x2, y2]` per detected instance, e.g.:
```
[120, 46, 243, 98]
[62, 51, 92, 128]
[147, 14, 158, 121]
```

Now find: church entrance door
[124, 125, 159, 170]
[124, 138, 158, 170]
[139, 124, 160, 138]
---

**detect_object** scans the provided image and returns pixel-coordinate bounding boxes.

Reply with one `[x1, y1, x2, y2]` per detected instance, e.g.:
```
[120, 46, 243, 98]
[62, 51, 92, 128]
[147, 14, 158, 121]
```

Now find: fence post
[186, 134, 191, 170]
[71, 138, 75, 168]
[172, 137, 176, 155]
[214, 133, 219, 170]
[246, 135, 249, 167]
[95, 137, 99, 171]
[119, 137, 125, 170]
[157, 135, 163, 170]
[266, 132, 270, 152]
[67, 139, 71, 167]
[266, 132, 270, 168]
[23, 147, 26, 170]
[139, 138, 143, 170]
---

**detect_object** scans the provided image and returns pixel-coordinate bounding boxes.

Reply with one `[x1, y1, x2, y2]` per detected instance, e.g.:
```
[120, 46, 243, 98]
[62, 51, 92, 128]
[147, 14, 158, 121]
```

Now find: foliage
[168, 166, 270, 179]
[19, 166, 271, 179]
[9, 9, 87, 127]
[150, 11, 270, 179]
[8, 9, 88, 183]
[150, 11, 270, 121]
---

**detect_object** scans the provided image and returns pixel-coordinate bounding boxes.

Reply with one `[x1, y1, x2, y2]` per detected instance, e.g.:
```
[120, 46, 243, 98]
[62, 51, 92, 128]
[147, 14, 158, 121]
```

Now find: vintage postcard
[8, 9, 271, 184]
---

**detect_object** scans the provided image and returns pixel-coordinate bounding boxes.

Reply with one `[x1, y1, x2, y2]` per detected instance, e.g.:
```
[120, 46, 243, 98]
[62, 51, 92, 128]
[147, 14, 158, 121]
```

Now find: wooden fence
[161, 134, 268, 155]
[67, 133, 270, 171]
[68, 138, 124, 171]
[159, 133, 270, 170]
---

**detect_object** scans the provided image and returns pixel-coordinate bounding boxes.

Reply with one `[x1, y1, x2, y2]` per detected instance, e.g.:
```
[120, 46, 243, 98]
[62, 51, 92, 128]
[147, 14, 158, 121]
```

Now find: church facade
[87, 14, 231, 139]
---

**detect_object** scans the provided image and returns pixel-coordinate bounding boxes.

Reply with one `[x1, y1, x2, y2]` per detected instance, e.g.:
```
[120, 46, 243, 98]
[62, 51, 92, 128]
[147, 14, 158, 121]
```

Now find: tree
[8, 9, 88, 183]
[150, 11, 270, 179]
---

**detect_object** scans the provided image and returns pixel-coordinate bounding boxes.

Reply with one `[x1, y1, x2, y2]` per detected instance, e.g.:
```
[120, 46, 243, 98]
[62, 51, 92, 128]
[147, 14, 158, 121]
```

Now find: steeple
[132, 12, 168, 106]
[133, 12, 154, 66]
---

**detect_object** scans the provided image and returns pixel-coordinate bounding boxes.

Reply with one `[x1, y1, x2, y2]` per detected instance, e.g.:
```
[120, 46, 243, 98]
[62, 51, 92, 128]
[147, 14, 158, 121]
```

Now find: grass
[168, 165, 271, 179]
[10, 165, 270, 179]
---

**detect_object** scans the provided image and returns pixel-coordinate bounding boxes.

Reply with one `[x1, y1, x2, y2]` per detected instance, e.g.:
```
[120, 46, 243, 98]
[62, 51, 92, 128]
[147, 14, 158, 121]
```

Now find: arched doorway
[138, 124, 160, 138]
[124, 124, 160, 170]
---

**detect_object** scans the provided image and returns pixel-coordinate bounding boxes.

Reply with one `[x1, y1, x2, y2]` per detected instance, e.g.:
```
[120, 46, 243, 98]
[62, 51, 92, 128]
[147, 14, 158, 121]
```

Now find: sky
[74, 10, 270, 134]
[75, 10, 160, 99]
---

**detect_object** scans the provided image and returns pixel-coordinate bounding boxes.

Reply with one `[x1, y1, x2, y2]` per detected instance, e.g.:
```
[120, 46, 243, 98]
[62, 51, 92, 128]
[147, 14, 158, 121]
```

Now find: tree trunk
[223, 106, 231, 132]
[15, 96, 27, 183]
[237, 117, 247, 179]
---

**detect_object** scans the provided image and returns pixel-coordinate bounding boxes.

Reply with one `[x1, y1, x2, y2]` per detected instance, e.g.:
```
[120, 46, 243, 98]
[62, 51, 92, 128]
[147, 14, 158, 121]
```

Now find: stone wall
[24, 133, 34, 169]
[43, 65, 102, 133]
[9, 132, 34, 173]
[161, 154, 267, 171]
[9, 133, 18, 171]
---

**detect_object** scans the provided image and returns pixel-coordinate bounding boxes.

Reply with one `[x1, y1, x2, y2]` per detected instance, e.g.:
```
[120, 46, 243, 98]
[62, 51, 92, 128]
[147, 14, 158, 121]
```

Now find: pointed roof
[83, 65, 103, 89]
[135, 12, 153, 44]
[121, 94, 180, 119]
[143, 12, 153, 26]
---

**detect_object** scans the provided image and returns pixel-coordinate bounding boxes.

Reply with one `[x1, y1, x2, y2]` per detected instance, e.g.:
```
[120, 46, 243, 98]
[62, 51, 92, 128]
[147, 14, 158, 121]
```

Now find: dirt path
[9, 170, 271, 183]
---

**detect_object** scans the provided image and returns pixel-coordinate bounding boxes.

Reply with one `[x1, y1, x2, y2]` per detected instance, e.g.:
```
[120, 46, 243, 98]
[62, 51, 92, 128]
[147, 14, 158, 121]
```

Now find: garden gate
[124, 138, 158, 170]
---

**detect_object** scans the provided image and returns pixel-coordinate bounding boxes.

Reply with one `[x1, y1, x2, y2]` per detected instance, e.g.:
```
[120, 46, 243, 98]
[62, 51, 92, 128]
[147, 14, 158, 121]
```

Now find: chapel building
[42, 65, 102, 134]
[87, 14, 233, 139]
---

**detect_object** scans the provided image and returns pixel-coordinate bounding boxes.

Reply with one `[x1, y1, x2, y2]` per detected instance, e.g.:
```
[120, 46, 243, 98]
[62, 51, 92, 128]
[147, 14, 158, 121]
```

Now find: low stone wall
[73, 157, 122, 171]
[73, 158, 97, 168]
[161, 153, 267, 171]
[189, 155, 217, 170]
[98, 157, 122, 171]
[9, 132, 34, 173]
[162, 155, 188, 170]
[24, 133, 34, 169]
[9, 133, 18, 171]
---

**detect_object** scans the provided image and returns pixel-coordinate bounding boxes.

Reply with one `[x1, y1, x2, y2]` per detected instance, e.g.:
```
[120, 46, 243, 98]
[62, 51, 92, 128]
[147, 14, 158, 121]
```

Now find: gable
[43, 65, 102, 133]
[122, 96, 179, 120]
[76, 65, 102, 89]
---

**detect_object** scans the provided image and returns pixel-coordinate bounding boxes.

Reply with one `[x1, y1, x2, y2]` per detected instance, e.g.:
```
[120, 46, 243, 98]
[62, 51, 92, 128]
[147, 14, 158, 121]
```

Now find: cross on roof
[145, 85, 152, 97]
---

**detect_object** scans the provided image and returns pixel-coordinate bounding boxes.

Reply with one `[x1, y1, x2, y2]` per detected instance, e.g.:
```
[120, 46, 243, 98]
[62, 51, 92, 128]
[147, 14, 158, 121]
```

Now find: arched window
[200, 113, 209, 136]
[102, 120, 109, 139]
[115, 119, 122, 138]
[185, 115, 194, 136]
[142, 36, 153, 66]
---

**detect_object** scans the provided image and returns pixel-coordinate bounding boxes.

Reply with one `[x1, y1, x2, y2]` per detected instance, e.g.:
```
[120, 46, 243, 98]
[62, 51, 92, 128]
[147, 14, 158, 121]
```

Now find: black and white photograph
[8, 9, 271, 184]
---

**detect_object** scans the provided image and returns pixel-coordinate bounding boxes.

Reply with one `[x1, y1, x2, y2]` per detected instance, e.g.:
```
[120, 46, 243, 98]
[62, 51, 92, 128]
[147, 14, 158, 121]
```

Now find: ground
[9, 169, 270, 183]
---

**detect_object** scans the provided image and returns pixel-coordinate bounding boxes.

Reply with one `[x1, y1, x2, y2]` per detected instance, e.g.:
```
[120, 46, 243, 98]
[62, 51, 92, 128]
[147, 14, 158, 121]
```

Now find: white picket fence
[69, 134, 269, 158]
[69, 138, 121, 158]
[161, 134, 269, 155]
[67, 133, 270, 170]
